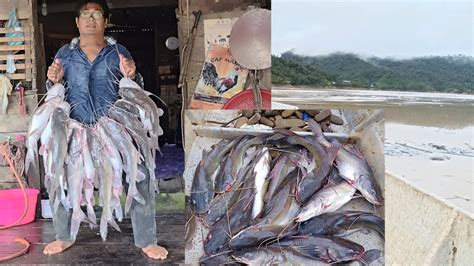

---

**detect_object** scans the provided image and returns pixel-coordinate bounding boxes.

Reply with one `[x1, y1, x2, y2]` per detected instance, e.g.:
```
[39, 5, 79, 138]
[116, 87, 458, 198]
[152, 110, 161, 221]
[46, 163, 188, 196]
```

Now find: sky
[272, 0, 473, 58]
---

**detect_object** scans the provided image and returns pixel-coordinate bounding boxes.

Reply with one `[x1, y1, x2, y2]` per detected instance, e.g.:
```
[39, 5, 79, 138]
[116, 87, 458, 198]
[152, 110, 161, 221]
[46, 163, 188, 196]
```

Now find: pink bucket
[0, 188, 39, 226]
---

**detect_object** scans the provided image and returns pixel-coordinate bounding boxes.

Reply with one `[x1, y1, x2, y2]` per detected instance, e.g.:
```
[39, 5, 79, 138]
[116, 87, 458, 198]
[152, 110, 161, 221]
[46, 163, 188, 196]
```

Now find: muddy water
[384, 105, 473, 214]
[272, 88, 474, 214]
[272, 86, 474, 107]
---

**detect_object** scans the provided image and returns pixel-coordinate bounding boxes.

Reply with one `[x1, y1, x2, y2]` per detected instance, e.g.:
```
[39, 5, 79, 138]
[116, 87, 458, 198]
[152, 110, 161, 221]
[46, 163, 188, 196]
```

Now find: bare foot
[43, 240, 74, 255]
[142, 244, 168, 260]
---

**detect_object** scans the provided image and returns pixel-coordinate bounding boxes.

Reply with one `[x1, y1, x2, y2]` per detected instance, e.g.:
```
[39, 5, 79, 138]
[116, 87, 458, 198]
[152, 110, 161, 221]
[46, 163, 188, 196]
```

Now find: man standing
[44, 0, 168, 260]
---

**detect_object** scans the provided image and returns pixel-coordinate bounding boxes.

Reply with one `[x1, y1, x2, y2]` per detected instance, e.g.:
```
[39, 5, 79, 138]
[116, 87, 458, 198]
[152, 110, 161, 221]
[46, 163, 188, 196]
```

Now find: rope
[0, 238, 30, 262]
[0, 142, 31, 262]
[0, 141, 26, 185]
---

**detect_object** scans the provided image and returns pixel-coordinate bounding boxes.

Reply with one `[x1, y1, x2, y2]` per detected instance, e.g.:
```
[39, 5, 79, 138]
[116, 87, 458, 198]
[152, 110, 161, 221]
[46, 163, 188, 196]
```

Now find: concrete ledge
[385, 173, 473, 265]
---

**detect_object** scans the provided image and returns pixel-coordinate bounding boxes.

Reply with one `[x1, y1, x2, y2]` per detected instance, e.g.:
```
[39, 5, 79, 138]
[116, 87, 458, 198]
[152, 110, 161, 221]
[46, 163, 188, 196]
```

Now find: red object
[0, 189, 39, 226]
[223, 88, 271, 110]
[18, 85, 25, 116]
[15, 135, 26, 143]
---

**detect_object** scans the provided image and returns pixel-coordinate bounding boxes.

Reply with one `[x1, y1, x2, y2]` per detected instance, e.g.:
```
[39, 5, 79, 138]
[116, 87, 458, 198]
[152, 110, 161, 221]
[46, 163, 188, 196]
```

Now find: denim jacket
[50, 36, 144, 125]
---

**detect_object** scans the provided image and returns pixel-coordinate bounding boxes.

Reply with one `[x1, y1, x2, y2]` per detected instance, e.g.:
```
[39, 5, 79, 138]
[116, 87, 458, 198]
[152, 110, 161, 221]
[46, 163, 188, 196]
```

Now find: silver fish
[66, 128, 90, 241]
[25, 97, 63, 175]
[94, 132, 121, 241]
[308, 119, 383, 205]
[45, 107, 69, 212]
[95, 125, 124, 222]
[80, 128, 97, 225]
[45, 83, 66, 102]
[190, 139, 236, 214]
[232, 247, 320, 265]
[252, 147, 271, 219]
[214, 136, 264, 193]
[295, 180, 356, 222]
[115, 99, 154, 133]
[108, 106, 156, 191]
[118, 78, 163, 152]
[98, 117, 144, 214]
[276, 235, 365, 264]
[264, 153, 296, 203]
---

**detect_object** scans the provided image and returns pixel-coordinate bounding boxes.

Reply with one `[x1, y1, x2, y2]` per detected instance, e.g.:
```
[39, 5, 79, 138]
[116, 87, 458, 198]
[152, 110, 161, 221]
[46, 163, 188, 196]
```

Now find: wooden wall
[0, 0, 39, 193]
[177, 0, 271, 107]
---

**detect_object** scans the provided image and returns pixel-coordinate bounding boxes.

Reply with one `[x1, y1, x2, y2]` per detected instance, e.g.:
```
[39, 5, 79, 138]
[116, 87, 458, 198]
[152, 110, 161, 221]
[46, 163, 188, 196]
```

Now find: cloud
[272, 1, 473, 58]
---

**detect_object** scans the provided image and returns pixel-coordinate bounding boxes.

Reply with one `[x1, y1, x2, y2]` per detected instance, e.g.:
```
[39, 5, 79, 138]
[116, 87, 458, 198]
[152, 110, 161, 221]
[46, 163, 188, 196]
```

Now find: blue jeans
[52, 164, 157, 248]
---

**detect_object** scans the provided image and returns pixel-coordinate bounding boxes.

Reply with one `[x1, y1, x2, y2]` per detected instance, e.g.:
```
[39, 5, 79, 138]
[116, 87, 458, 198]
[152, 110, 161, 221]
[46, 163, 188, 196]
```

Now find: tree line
[272, 51, 474, 94]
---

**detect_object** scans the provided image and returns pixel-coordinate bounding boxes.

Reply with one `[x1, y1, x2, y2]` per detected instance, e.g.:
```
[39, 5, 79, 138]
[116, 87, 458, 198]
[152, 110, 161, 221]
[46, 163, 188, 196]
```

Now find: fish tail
[156, 146, 163, 157]
[86, 204, 97, 226]
[133, 191, 146, 205]
[125, 172, 130, 183]
[70, 211, 86, 241]
[125, 186, 145, 214]
[360, 249, 383, 264]
[124, 194, 132, 215]
[326, 143, 340, 164]
[94, 173, 100, 189]
[24, 149, 36, 174]
[113, 202, 123, 222]
[307, 118, 323, 138]
[108, 217, 121, 233]
[38, 144, 46, 156]
[100, 216, 108, 241]
[137, 168, 146, 181]
[112, 186, 123, 198]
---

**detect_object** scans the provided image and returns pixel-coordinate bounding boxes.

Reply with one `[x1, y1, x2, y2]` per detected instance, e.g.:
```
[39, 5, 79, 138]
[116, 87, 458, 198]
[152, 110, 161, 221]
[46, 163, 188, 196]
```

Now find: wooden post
[153, 16, 161, 97]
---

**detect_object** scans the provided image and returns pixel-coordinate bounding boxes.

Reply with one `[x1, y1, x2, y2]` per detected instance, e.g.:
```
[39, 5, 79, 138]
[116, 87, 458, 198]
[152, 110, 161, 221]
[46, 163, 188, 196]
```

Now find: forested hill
[272, 51, 474, 94]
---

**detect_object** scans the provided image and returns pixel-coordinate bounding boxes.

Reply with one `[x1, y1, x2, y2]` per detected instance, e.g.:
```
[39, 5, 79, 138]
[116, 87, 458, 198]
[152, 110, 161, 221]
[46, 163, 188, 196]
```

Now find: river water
[272, 87, 474, 214]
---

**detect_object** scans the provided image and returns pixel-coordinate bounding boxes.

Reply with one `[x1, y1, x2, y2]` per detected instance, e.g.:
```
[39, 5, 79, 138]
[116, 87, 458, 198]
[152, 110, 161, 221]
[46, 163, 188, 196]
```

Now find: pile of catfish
[25, 78, 163, 242]
[190, 118, 384, 265]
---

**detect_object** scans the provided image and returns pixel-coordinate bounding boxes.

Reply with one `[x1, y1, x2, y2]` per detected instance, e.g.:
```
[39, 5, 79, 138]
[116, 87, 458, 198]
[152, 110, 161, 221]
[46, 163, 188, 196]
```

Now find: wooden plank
[0, 54, 30, 60]
[2, 73, 26, 80]
[24, 24, 33, 82]
[46, 33, 77, 40]
[28, 5, 40, 210]
[47, 0, 176, 14]
[0, 62, 33, 71]
[0, 45, 27, 51]
[0, 0, 32, 20]
[0, 216, 185, 264]
[0, 27, 26, 34]
[32, 0, 40, 93]
[35, 23, 45, 93]
[0, 36, 30, 43]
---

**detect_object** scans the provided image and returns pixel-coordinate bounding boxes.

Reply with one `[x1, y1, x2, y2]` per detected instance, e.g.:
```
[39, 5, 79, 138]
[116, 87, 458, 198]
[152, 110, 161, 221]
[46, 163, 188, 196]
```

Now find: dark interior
[38, 1, 181, 145]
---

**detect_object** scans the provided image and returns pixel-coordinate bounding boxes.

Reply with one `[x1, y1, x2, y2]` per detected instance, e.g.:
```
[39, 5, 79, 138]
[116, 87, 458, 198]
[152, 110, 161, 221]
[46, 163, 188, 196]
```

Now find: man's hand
[47, 59, 64, 84]
[119, 54, 136, 79]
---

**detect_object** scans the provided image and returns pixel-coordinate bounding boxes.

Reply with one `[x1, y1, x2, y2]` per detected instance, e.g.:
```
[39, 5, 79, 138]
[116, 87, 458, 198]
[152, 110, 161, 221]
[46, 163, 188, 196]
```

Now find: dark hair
[75, 0, 110, 19]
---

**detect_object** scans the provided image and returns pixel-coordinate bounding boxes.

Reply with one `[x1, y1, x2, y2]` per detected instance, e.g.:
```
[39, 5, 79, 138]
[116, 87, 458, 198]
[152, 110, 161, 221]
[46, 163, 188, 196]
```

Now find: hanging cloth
[0, 75, 13, 114]
[6, 6, 24, 46]
[6, 54, 16, 74]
